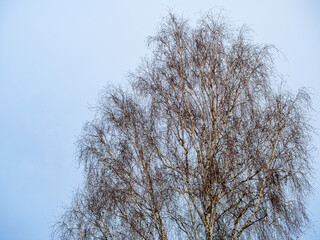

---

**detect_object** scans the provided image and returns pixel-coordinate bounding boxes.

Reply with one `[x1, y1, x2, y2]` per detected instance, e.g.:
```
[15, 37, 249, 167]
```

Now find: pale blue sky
[0, 0, 319, 239]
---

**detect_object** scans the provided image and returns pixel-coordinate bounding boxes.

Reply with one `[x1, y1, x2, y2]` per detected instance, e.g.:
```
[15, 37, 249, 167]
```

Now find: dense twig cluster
[53, 12, 312, 240]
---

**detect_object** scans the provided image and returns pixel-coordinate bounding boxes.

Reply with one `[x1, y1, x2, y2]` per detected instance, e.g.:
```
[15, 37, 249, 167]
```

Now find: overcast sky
[0, 0, 319, 239]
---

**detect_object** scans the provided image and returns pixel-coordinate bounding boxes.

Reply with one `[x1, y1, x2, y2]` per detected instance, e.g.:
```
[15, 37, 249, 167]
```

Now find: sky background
[0, 0, 319, 239]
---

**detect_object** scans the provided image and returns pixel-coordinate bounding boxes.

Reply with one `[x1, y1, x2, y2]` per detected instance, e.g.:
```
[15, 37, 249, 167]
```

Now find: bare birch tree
[53, 12, 313, 240]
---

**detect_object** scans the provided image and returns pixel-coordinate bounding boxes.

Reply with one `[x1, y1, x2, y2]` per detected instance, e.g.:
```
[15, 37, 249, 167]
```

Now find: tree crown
[53, 12, 313, 240]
